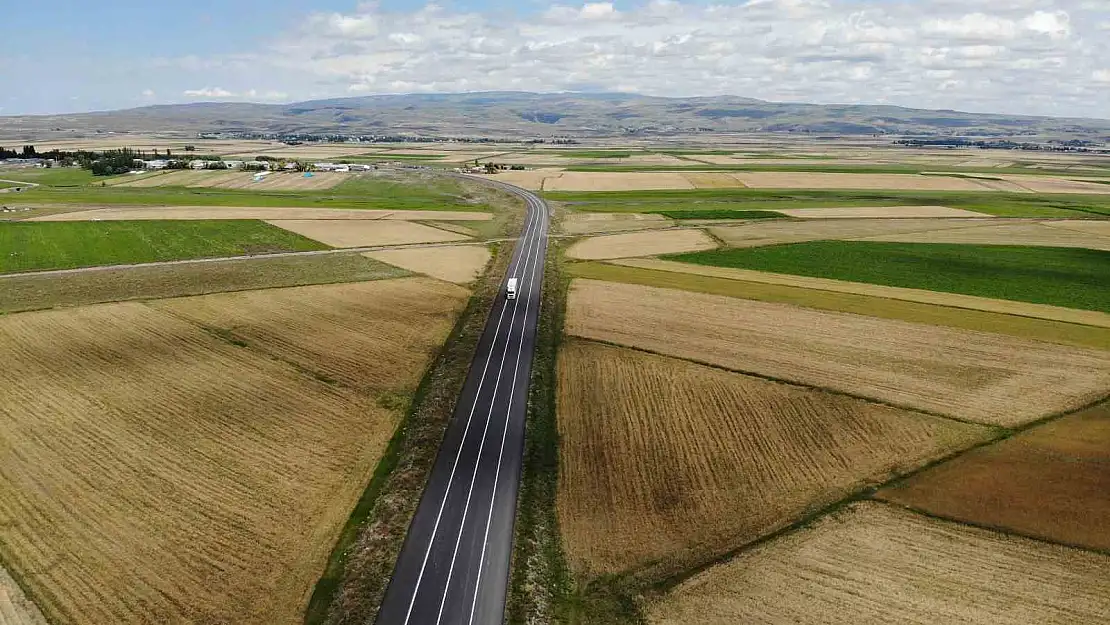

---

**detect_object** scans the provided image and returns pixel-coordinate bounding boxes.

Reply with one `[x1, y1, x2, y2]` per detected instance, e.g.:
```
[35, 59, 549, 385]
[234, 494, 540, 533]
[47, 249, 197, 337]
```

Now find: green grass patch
[670, 242, 1110, 312]
[0, 220, 327, 273]
[0, 167, 108, 186]
[655, 209, 785, 220]
[552, 150, 638, 159]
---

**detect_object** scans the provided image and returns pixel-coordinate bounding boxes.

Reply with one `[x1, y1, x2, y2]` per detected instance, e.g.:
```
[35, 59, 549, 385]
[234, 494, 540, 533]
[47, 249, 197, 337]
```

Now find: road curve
[376, 177, 550, 625]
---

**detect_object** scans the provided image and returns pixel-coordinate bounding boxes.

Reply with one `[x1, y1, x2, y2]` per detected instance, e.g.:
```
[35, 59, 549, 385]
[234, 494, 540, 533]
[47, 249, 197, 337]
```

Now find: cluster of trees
[0, 145, 41, 159]
[895, 138, 1108, 153]
[477, 162, 526, 173]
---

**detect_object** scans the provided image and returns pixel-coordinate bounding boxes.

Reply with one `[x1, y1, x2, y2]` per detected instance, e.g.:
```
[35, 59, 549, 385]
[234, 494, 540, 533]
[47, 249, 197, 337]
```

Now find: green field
[0, 220, 327, 273]
[548, 188, 1110, 219]
[551, 150, 639, 159]
[669, 242, 1110, 312]
[0, 168, 108, 186]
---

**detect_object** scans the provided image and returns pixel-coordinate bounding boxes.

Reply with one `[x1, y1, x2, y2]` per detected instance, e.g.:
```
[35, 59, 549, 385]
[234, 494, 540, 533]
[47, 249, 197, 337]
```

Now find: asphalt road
[376, 178, 550, 625]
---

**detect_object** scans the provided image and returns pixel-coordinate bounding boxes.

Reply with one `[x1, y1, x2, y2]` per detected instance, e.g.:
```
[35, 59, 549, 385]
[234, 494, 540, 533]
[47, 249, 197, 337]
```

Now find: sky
[2, 0, 1109, 118]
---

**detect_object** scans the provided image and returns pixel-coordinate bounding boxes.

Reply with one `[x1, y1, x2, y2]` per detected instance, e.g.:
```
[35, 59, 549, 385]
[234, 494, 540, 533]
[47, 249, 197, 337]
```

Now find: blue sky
[2, 0, 1109, 118]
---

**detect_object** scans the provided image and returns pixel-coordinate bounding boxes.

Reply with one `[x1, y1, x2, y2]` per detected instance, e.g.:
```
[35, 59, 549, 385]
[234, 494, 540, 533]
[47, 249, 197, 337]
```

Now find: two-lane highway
[376, 179, 550, 625]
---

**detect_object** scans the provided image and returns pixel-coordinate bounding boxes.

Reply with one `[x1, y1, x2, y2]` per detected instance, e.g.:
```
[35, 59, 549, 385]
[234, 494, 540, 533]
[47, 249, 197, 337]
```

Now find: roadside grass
[563, 163, 1110, 177]
[0, 220, 327, 273]
[564, 261, 1110, 350]
[670, 242, 1110, 313]
[0, 253, 408, 314]
[546, 188, 1110, 219]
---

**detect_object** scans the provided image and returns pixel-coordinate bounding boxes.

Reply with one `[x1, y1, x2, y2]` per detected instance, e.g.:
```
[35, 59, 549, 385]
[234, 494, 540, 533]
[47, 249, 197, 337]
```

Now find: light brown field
[266, 219, 469, 247]
[776, 205, 986, 219]
[708, 218, 1008, 248]
[152, 278, 469, 395]
[112, 170, 347, 190]
[1047, 220, 1110, 237]
[649, 502, 1110, 625]
[878, 402, 1110, 552]
[566, 229, 717, 260]
[855, 220, 1110, 251]
[560, 212, 672, 235]
[557, 341, 987, 577]
[0, 566, 48, 625]
[999, 175, 1110, 194]
[609, 257, 1110, 328]
[681, 172, 747, 189]
[478, 169, 560, 191]
[0, 291, 453, 624]
[730, 172, 995, 191]
[564, 279, 1110, 425]
[365, 245, 491, 284]
[30, 206, 491, 222]
[542, 171, 696, 192]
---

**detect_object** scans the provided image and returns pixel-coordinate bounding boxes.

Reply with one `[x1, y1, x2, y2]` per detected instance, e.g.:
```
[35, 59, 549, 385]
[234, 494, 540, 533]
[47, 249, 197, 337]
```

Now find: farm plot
[1, 565, 48, 625]
[560, 212, 672, 235]
[31, 207, 492, 222]
[557, 341, 987, 577]
[566, 229, 717, 260]
[152, 278, 468, 395]
[365, 245, 491, 284]
[878, 402, 1110, 552]
[265, 220, 468, 248]
[648, 502, 1110, 625]
[681, 173, 747, 189]
[114, 171, 347, 190]
[999, 175, 1110, 194]
[730, 172, 994, 191]
[776, 205, 986, 219]
[708, 218, 1002, 248]
[479, 169, 559, 191]
[564, 279, 1110, 425]
[543, 171, 695, 192]
[855, 221, 1110, 251]
[0, 302, 410, 625]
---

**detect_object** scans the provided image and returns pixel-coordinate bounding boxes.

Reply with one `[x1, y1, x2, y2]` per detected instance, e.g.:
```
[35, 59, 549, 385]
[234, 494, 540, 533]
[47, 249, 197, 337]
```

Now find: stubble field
[707, 218, 1006, 247]
[565, 228, 717, 260]
[364, 245, 491, 284]
[556, 341, 988, 577]
[264, 219, 469, 248]
[564, 279, 1110, 425]
[649, 502, 1110, 625]
[855, 220, 1110, 250]
[112, 170, 348, 190]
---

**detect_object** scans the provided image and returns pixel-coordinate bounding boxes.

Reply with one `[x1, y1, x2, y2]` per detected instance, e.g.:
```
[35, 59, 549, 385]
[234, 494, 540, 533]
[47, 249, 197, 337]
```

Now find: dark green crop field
[669, 242, 1110, 312]
[1, 220, 327, 273]
[658, 209, 785, 220]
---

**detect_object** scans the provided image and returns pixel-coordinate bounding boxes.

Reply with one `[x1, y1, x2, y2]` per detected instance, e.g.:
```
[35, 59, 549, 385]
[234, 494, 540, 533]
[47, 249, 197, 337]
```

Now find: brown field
[729, 171, 995, 191]
[777, 205, 986, 219]
[856, 220, 1110, 250]
[542, 171, 696, 192]
[0, 566, 48, 625]
[649, 502, 1110, 625]
[877, 402, 1110, 551]
[1047, 220, 1110, 237]
[365, 245, 491, 284]
[152, 278, 469, 395]
[560, 212, 672, 235]
[30, 206, 491, 222]
[266, 219, 468, 247]
[477, 169, 560, 191]
[557, 341, 987, 577]
[999, 175, 1110, 194]
[564, 279, 1110, 425]
[708, 218, 1008, 248]
[112, 170, 347, 190]
[681, 172, 747, 189]
[566, 229, 717, 260]
[609, 258, 1110, 328]
[0, 297, 430, 624]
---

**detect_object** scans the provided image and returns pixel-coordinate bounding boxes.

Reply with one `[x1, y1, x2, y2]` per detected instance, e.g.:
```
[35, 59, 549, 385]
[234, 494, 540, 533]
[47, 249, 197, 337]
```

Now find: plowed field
[564, 279, 1110, 425]
[556, 342, 987, 576]
[649, 502, 1110, 625]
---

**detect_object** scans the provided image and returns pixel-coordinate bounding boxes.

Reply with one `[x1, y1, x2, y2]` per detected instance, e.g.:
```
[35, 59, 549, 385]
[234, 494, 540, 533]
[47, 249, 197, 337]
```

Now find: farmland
[264, 219, 469, 248]
[30, 206, 492, 222]
[0, 220, 326, 273]
[365, 245, 491, 284]
[705, 218, 1006, 247]
[878, 402, 1110, 552]
[565, 228, 717, 260]
[649, 502, 1110, 625]
[0, 281, 468, 624]
[556, 341, 987, 577]
[670, 242, 1110, 312]
[853, 220, 1110, 250]
[111, 170, 347, 190]
[564, 279, 1110, 425]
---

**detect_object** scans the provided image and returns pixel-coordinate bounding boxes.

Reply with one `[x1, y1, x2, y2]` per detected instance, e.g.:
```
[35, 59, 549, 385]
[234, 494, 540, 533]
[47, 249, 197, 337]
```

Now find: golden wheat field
[543, 171, 696, 192]
[265, 219, 469, 247]
[855, 220, 1110, 251]
[566, 228, 718, 260]
[151, 278, 469, 395]
[560, 212, 672, 235]
[564, 279, 1110, 425]
[729, 172, 995, 191]
[556, 342, 987, 578]
[649, 502, 1110, 625]
[707, 218, 1006, 248]
[112, 170, 347, 190]
[365, 245, 491, 284]
[0, 302, 406, 625]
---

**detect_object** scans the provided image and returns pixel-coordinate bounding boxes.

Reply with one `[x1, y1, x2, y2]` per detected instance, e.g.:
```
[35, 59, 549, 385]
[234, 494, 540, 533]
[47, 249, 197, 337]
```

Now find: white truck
[506, 277, 519, 300]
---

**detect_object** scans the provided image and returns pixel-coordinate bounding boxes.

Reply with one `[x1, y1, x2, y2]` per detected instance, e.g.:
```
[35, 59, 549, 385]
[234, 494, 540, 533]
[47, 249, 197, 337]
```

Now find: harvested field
[1047, 220, 1110, 238]
[152, 278, 469, 395]
[681, 173, 746, 189]
[30, 206, 492, 222]
[543, 172, 696, 192]
[1000, 175, 1110, 194]
[365, 245, 491, 284]
[265, 220, 468, 248]
[0, 566, 48, 625]
[609, 258, 1110, 328]
[113, 170, 348, 190]
[0, 302, 410, 625]
[649, 502, 1110, 625]
[557, 341, 987, 577]
[560, 212, 671, 235]
[566, 229, 717, 260]
[730, 172, 994, 191]
[777, 205, 986, 219]
[565, 279, 1110, 425]
[478, 169, 559, 191]
[856, 221, 1110, 251]
[709, 218, 1008, 248]
[878, 402, 1110, 551]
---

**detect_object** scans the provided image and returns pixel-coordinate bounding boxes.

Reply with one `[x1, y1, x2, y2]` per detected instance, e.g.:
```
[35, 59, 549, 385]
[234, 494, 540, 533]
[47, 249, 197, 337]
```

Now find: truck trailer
[506, 277, 518, 300]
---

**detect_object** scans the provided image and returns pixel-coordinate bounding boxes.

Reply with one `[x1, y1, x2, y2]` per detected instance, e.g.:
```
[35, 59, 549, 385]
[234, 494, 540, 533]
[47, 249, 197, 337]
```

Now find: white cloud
[1094, 69, 1110, 83]
[141, 89, 156, 97]
[183, 87, 233, 98]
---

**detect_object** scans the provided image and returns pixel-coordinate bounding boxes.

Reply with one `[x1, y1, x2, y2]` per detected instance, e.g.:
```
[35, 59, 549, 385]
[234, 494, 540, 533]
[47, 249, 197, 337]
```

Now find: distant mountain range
[3, 92, 1109, 141]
